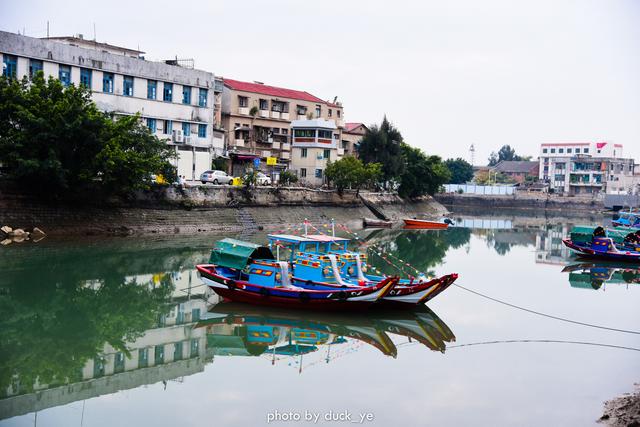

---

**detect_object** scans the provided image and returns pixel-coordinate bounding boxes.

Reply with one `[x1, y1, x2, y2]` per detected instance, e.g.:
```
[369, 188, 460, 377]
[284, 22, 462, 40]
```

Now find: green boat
[568, 225, 634, 245]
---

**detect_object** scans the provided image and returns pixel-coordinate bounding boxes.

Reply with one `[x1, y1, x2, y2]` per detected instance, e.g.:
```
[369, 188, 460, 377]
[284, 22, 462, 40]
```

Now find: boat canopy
[209, 238, 274, 270]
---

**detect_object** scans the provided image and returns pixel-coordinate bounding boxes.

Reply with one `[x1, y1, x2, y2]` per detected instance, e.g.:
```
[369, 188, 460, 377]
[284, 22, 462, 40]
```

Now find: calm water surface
[0, 217, 638, 426]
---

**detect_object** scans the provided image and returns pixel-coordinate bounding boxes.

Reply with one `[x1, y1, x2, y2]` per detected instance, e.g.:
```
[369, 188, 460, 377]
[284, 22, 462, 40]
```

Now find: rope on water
[397, 338, 640, 352]
[453, 283, 640, 335]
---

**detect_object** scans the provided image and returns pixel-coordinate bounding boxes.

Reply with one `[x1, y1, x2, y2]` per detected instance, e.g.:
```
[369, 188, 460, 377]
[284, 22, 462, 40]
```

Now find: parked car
[256, 172, 272, 186]
[200, 170, 233, 185]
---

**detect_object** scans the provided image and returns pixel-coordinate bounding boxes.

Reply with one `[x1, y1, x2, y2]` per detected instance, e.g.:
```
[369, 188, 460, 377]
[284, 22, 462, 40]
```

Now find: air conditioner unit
[184, 136, 192, 144]
[172, 129, 184, 143]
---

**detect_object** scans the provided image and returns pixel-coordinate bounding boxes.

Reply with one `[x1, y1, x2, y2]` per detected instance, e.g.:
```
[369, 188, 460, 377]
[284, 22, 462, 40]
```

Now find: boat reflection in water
[197, 303, 455, 365]
[562, 262, 640, 290]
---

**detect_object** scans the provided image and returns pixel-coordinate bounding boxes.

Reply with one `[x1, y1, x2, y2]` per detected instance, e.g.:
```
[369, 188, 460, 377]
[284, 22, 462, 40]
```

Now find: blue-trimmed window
[182, 122, 191, 136]
[198, 88, 207, 107]
[147, 80, 157, 99]
[315, 169, 323, 178]
[146, 118, 157, 133]
[3, 55, 17, 78]
[163, 82, 173, 102]
[163, 120, 173, 135]
[80, 68, 92, 88]
[198, 124, 206, 138]
[29, 59, 43, 79]
[103, 72, 114, 93]
[123, 76, 134, 96]
[182, 86, 191, 104]
[58, 65, 71, 86]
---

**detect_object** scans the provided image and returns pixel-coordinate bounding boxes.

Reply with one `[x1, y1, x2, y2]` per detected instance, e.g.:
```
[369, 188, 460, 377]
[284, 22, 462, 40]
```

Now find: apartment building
[0, 31, 224, 180]
[342, 122, 367, 157]
[221, 79, 344, 177]
[290, 119, 344, 186]
[538, 142, 635, 195]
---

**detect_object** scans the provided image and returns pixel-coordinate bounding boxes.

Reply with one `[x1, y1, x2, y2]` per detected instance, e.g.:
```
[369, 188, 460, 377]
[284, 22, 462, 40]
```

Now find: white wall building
[538, 142, 635, 195]
[290, 119, 344, 186]
[0, 31, 224, 180]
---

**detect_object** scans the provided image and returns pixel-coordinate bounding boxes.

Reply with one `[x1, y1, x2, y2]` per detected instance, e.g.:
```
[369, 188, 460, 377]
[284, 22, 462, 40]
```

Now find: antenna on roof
[93, 22, 96, 41]
[469, 144, 476, 166]
[333, 96, 338, 103]
[47, 21, 49, 38]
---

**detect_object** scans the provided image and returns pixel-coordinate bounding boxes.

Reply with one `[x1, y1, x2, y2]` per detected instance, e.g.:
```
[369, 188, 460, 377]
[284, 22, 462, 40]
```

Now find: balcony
[281, 143, 291, 151]
[297, 114, 306, 120]
[281, 112, 290, 120]
[272, 142, 280, 150]
[238, 107, 249, 115]
[259, 109, 269, 118]
[337, 148, 345, 156]
[271, 111, 280, 119]
[280, 152, 291, 160]
[261, 150, 271, 158]
[234, 139, 245, 148]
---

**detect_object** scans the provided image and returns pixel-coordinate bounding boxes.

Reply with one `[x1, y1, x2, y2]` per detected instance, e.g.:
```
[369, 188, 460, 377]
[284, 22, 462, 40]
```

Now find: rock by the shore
[598, 383, 640, 426]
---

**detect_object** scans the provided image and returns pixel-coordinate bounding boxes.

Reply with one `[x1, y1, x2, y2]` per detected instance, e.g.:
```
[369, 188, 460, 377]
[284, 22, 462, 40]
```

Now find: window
[163, 82, 173, 102]
[163, 120, 172, 135]
[282, 128, 288, 135]
[29, 59, 43, 79]
[328, 109, 332, 117]
[238, 96, 248, 107]
[583, 148, 589, 153]
[559, 148, 564, 153]
[198, 124, 206, 138]
[80, 68, 92, 88]
[155, 345, 165, 365]
[58, 65, 71, 86]
[300, 168, 307, 178]
[323, 149, 331, 160]
[190, 339, 199, 357]
[182, 85, 191, 104]
[146, 118, 157, 133]
[301, 148, 308, 158]
[147, 80, 157, 99]
[550, 148, 555, 153]
[294, 129, 315, 138]
[114, 352, 125, 373]
[259, 99, 268, 110]
[318, 130, 332, 139]
[337, 110, 341, 118]
[542, 148, 548, 153]
[297, 105, 307, 115]
[272, 101, 288, 112]
[102, 72, 114, 93]
[3, 55, 17, 78]
[315, 105, 321, 118]
[123, 76, 134, 96]
[198, 88, 207, 107]
[567, 148, 572, 153]
[182, 122, 191, 136]
[138, 348, 149, 368]
[174, 342, 184, 361]
[315, 169, 323, 178]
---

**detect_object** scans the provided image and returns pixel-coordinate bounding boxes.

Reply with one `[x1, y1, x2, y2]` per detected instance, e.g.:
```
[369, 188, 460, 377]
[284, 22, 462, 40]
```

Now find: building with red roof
[221, 78, 345, 177]
[341, 123, 368, 157]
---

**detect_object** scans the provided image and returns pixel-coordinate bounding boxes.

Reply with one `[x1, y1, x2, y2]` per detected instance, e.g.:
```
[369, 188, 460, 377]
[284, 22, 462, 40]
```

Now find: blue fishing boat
[612, 212, 640, 228]
[562, 236, 640, 263]
[267, 233, 458, 305]
[196, 238, 398, 311]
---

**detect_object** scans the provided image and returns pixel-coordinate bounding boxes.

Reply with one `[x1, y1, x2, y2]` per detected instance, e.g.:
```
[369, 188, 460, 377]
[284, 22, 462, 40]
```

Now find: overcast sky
[2, 0, 639, 164]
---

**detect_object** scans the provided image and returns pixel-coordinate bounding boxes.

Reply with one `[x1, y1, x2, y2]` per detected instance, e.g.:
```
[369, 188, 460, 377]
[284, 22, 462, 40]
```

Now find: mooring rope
[453, 283, 640, 335]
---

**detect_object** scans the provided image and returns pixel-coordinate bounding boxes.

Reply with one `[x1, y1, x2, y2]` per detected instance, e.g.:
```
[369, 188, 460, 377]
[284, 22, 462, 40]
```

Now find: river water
[0, 215, 638, 426]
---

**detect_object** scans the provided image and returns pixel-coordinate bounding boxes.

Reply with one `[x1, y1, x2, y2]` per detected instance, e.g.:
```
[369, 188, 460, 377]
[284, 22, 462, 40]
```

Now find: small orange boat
[403, 219, 449, 229]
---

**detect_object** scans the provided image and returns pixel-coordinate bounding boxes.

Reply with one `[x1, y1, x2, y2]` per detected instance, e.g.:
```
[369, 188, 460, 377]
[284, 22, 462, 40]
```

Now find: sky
[2, 0, 639, 165]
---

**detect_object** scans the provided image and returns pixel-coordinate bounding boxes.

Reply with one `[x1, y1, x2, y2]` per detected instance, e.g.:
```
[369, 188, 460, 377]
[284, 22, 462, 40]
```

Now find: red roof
[223, 79, 326, 104]
[344, 122, 366, 132]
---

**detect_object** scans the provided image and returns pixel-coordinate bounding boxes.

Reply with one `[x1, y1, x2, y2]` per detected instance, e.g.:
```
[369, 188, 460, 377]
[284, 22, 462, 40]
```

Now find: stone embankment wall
[0, 186, 445, 236]
[435, 192, 603, 217]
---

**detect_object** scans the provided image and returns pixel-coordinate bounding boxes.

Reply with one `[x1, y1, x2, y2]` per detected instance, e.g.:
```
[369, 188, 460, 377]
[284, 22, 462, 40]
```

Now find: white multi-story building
[290, 119, 344, 186]
[0, 31, 224, 180]
[538, 142, 635, 195]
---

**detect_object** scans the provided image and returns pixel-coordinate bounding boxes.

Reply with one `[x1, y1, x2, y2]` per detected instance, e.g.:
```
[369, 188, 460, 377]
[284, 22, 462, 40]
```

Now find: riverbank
[435, 192, 604, 217]
[599, 383, 640, 426]
[0, 187, 447, 236]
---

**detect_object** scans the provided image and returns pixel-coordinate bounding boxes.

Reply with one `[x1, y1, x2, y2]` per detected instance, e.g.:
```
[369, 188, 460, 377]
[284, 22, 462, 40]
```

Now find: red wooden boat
[403, 219, 449, 229]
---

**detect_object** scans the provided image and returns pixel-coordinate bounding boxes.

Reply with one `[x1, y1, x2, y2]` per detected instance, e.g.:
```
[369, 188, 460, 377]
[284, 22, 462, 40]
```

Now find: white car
[200, 170, 233, 185]
[256, 172, 272, 186]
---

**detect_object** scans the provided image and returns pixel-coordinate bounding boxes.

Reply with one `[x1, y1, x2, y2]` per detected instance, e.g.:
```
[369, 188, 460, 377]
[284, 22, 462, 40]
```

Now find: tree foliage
[474, 169, 514, 184]
[357, 116, 405, 187]
[398, 145, 451, 198]
[325, 156, 382, 194]
[444, 158, 474, 184]
[487, 144, 530, 166]
[0, 74, 176, 199]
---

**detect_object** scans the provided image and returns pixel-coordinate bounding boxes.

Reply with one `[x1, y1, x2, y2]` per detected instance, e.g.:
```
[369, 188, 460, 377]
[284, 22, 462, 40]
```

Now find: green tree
[325, 156, 382, 195]
[488, 144, 530, 166]
[357, 116, 405, 188]
[398, 145, 451, 198]
[444, 158, 474, 184]
[0, 74, 176, 199]
[278, 170, 299, 187]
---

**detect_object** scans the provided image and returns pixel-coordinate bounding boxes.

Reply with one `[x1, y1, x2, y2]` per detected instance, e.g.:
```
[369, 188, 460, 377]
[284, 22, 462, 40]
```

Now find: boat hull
[562, 239, 640, 263]
[403, 219, 449, 229]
